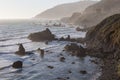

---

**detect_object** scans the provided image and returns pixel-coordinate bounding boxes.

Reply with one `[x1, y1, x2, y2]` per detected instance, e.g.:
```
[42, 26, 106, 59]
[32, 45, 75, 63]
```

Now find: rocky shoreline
[63, 14, 120, 80]
[22, 14, 120, 80]
[85, 14, 120, 80]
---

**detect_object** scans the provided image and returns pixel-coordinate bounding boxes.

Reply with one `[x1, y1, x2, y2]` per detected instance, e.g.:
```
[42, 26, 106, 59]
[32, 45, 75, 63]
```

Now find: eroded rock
[28, 28, 55, 41]
[60, 57, 65, 62]
[15, 44, 26, 56]
[64, 43, 86, 57]
[47, 66, 54, 69]
[79, 70, 87, 74]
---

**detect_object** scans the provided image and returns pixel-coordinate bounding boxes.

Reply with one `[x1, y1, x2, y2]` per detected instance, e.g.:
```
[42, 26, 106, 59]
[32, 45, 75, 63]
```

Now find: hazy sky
[0, 0, 98, 19]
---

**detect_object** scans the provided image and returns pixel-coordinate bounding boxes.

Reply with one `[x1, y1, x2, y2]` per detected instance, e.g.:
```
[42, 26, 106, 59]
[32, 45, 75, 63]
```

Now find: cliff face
[34, 1, 98, 20]
[61, 12, 81, 24]
[86, 14, 120, 52]
[85, 14, 120, 80]
[75, 0, 120, 27]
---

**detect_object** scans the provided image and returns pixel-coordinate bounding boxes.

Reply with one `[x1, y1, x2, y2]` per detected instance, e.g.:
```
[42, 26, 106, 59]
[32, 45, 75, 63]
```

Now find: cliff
[86, 14, 120, 52]
[75, 0, 120, 27]
[35, 1, 98, 20]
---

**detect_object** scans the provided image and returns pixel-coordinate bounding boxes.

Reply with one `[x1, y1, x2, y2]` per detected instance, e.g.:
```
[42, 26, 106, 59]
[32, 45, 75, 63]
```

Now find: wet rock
[66, 77, 70, 79]
[65, 43, 80, 51]
[12, 61, 23, 68]
[62, 50, 65, 51]
[28, 28, 55, 41]
[56, 77, 66, 80]
[47, 66, 54, 69]
[59, 37, 65, 41]
[76, 27, 87, 32]
[66, 35, 70, 40]
[79, 70, 87, 74]
[26, 51, 34, 55]
[60, 57, 65, 62]
[72, 62, 75, 64]
[76, 27, 82, 31]
[37, 48, 44, 58]
[40, 49, 44, 58]
[46, 50, 49, 52]
[15, 44, 26, 56]
[64, 43, 86, 57]
[31, 58, 35, 60]
[58, 35, 77, 42]
[68, 70, 72, 73]
[60, 53, 63, 56]
[90, 60, 98, 64]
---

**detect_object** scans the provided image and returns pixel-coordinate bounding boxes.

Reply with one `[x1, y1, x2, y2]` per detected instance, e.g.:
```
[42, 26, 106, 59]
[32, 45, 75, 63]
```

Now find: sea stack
[15, 44, 26, 56]
[28, 28, 55, 42]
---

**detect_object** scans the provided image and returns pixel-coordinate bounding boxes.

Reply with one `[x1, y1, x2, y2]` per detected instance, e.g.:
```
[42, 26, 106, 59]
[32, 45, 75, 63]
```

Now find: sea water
[0, 19, 100, 80]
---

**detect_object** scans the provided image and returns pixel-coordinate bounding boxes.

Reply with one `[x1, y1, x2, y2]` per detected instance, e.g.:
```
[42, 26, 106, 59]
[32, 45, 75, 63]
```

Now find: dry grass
[86, 14, 120, 50]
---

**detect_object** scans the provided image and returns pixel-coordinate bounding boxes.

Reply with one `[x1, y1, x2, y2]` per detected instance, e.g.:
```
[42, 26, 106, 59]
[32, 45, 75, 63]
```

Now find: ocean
[0, 19, 100, 80]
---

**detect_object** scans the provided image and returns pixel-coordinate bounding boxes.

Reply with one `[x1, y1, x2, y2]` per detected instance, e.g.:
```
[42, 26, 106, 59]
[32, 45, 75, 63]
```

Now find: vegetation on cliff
[86, 14, 120, 52]
[85, 14, 120, 80]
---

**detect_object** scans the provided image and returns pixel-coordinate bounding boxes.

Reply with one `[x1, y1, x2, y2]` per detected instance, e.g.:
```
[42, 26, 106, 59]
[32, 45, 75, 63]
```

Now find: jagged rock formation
[64, 43, 86, 57]
[28, 28, 55, 41]
[34, 1, 98, 20]
[15, 44, 26, 56]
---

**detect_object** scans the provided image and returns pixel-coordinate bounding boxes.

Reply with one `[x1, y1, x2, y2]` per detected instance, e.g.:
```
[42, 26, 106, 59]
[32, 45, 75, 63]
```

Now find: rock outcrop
[60, 57, 65, 62]
[64, 43, 86, 57]
[15, 44, 26, 56]
[80, 70, 87, 74]
[28, 28, 55, 41]
[86, 14, 120, 53]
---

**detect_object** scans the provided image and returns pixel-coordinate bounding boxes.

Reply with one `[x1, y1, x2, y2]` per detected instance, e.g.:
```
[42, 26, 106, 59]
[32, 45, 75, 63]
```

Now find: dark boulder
[58, 35, 78, 42]
[76, 27, 83, 31]
[47, 66, 54, 69]
[60, 57, 65, 62]
[15, 44, 26, 56]
[59, 37, 65, 41]
[37, 48, 45, 58]
[28, 28, 55, 41]
[76, 27, 88, 32]
[66, 35, 71, 40]
[79, 70, 87, 74]
[65, 43, 79, 51]
[56, 77, 66, 80]
[12, 61, 23, 68]
[72, 62, 75, 64]
[68, 70, 72, 73]
[64, 43, 86, 57]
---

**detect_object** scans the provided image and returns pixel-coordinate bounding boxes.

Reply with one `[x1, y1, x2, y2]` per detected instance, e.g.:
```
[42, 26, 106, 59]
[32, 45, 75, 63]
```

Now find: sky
[0, 0, 98, 19]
